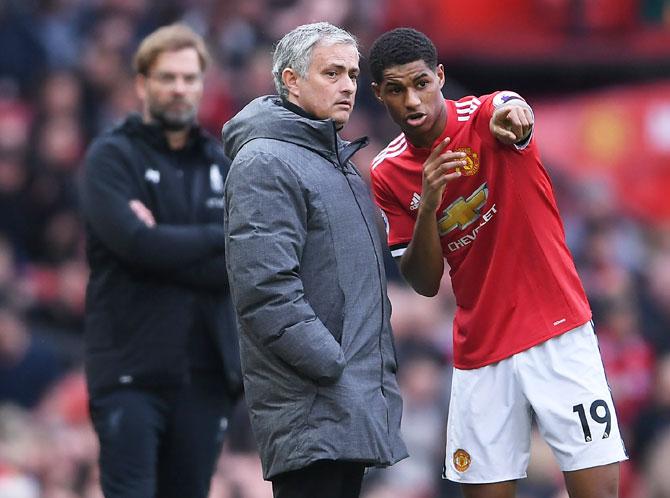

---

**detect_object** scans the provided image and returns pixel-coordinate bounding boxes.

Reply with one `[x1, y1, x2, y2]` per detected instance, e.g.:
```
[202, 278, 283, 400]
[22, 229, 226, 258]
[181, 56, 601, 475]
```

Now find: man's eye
[417, 80, 428, 88]
[157, 74, 176, 84]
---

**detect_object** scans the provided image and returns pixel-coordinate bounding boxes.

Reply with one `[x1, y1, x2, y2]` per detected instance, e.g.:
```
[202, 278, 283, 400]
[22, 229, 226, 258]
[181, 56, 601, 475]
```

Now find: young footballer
[368, 27, 627, 498]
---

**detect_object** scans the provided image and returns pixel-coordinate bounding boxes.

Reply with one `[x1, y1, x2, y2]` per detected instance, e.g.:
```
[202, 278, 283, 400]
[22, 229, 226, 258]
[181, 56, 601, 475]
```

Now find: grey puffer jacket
[222, 96, 407, 479]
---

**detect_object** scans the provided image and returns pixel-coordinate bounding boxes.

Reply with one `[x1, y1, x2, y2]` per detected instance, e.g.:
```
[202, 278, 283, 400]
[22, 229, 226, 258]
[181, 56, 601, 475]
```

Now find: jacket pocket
[317, 284, 345, 344]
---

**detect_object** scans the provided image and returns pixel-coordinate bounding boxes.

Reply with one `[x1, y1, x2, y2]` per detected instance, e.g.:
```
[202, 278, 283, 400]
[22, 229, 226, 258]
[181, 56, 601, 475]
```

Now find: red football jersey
[371, 93, 591, 369]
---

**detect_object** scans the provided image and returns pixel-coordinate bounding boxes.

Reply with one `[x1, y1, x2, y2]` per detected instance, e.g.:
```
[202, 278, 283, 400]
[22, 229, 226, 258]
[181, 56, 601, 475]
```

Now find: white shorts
[444, 321, 628, 484]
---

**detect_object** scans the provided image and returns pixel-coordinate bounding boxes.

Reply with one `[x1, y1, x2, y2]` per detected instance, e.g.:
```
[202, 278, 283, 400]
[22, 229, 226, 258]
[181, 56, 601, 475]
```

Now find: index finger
[428, 137, 451, 161]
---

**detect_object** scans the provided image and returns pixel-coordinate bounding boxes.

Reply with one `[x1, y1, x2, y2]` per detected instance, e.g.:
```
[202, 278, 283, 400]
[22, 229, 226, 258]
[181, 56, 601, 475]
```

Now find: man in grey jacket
[222, 22, 407, 498]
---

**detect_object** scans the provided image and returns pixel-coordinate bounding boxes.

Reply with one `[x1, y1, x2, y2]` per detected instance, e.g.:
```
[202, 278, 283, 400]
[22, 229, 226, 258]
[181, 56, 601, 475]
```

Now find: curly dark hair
[368, 28, 437, 83]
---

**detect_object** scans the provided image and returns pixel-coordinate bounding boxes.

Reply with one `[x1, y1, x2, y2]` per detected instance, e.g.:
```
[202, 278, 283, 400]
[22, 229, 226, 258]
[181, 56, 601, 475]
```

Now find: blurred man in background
[80, 24, 241, 498]
[368, 27, 628, 498]
[222, 22, 407, 498]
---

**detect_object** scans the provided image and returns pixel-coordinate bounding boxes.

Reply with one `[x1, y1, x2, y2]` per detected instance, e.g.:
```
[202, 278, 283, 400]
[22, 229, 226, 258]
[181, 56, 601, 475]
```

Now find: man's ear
[371, 81, 382, 102]
[282, 68, 300, 99]
[436, 63, 445, 90]
[135, 74, 147, 102]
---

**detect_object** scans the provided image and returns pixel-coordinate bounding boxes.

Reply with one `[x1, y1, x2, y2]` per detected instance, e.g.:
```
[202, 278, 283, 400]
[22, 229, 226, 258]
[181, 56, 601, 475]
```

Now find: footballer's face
[284, 42, 359, 129]
[136, 47, 204, 131]
[373, 60, 446, 148]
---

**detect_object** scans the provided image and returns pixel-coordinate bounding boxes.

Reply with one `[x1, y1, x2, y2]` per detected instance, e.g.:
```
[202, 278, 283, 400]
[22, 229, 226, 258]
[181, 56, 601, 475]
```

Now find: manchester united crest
[454, 147, 480, 176]
[453, 448, 471, 472]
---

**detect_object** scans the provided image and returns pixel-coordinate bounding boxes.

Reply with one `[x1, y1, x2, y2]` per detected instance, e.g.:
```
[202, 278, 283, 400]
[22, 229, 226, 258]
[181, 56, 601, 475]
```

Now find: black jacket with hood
[81, 113, 241, 396]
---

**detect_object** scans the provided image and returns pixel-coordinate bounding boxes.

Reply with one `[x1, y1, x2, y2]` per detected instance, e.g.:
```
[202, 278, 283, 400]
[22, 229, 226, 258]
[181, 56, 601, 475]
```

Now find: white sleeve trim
[513, 105, 534, 150]
[514, 126, 534, 150]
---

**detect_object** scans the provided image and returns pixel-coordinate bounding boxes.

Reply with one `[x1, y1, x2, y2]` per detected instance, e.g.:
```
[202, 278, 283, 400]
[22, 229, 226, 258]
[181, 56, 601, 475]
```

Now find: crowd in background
[1, 0, 670, 497]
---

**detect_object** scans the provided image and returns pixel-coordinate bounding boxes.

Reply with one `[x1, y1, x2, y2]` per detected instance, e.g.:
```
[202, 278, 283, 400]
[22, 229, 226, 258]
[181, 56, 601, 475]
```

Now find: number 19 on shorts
[573, 399, 611, 442]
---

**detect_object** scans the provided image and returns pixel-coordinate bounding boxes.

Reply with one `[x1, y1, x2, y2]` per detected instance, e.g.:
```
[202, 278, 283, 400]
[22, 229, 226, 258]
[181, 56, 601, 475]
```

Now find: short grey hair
[272, 22, 358, 99]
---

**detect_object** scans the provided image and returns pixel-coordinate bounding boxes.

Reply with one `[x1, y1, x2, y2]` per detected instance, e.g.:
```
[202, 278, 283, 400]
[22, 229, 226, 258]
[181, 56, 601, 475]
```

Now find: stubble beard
[149, 99, 197, 132]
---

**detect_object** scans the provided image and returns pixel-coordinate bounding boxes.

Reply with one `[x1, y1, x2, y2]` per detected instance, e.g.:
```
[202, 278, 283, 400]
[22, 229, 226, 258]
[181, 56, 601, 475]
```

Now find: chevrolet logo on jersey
[438, 183, 488, 235]
[454, 147, 479, 176]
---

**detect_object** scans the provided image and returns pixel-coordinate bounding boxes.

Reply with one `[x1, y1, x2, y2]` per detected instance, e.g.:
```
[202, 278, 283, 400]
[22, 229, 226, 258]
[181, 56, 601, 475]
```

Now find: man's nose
[172, 77, 188, 93]
[341, 74, 356, 94]
[405, 88, 421, 108]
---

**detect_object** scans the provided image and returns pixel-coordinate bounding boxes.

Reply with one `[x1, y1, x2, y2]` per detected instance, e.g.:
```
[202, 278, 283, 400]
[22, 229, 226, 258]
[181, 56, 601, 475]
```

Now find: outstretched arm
[490, 101, 534, 146]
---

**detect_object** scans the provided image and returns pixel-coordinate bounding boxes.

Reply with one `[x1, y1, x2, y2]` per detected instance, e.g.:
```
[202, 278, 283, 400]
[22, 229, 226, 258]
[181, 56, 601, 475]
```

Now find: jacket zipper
[333, 126, 391, 437]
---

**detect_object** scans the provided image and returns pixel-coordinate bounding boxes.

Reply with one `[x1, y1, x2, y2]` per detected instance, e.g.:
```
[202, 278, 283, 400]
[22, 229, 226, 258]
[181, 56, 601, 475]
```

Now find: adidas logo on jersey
[410, 192, 421, 211]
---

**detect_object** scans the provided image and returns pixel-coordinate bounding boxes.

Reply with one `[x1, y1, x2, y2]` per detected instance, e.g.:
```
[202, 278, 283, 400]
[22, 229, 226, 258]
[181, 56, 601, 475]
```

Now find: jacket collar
[121, 113, 204, 152]
[223, 96, 347, 160]
[280, 98, 319, 121]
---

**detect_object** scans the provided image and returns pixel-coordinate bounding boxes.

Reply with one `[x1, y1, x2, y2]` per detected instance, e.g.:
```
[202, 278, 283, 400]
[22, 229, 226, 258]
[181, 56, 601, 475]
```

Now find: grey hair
[272, 22, 358, 99]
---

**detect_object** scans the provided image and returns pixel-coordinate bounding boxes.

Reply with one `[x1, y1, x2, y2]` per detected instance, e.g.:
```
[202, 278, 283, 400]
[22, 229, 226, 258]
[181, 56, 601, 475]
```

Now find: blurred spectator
[24, 259, 88, 348]
[638, 250, 670, 354]
[366, 340, 449, 498]
[34, 372, 99, 498]
[37, 71, 84, 123]
[32, 0, 84, 70]
[0, 237, 29, 310]
[631, 354, 670, 466]
[0, 99, 33, 258]
[24, 115, 83, 261]
[0, 404, 42, 498]
[0, 3, 47, 93]
[596, 293, 655, 429]
[0, 300, 63, 409]
[643, 427, 670, 497]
